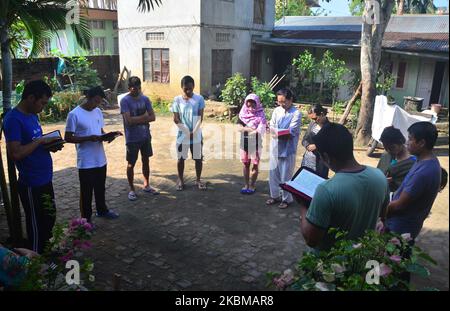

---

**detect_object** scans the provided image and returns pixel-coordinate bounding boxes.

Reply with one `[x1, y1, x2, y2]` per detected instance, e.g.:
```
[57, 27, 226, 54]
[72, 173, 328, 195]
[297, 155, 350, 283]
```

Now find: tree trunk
[397, 0, 405, 15]
[355, 0, 395, 146]
[339, 82, 362, 125]
[1, 22, 24, 245]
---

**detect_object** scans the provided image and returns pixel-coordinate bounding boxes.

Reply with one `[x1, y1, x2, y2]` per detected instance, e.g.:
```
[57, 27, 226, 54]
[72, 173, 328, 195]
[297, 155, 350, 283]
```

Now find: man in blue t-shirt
[120, 77, 158, 201]
[385, 122, 442, 240]
[3, 80, 63, 253]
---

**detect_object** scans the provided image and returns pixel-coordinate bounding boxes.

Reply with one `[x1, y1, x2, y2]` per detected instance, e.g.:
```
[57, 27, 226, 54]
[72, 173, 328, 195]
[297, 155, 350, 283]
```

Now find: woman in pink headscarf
[237, 94, 267, 194]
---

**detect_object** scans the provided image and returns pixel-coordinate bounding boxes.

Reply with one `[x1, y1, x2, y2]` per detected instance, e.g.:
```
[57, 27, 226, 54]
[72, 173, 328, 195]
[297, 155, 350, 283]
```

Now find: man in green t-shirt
[297, 123, 390, 252]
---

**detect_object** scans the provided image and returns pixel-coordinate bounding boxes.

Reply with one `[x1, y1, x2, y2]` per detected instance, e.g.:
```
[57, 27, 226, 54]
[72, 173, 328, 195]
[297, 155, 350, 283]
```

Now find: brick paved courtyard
[1, 109, 448, 290]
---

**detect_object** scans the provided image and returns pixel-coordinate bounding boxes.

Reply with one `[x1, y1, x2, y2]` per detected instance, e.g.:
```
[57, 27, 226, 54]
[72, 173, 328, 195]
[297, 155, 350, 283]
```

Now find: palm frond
[137, 0, 163, 12]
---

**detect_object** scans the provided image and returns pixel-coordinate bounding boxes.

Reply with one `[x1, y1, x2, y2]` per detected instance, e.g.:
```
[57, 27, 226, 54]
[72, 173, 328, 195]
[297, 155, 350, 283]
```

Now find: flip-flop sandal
[247, 189, 256, 195]
[143, 186, 160, 195]
[240, 188, 249, 194]
[266, 198, 281, 205]
[278, 201, 289, 209]
[197, 181, 207, 190]
[176, 183, 185, 191]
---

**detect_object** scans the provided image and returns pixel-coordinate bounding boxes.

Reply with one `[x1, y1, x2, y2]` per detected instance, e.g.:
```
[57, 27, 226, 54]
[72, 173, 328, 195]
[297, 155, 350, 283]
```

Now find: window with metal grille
[216, 33, 231, 42]
[146, 32, 165, 41]
[90, 37, 106, 54]
[89, 20, 105, 29]
[211, 49, 233, 86]
[88, 0, 117, 10]
[143, 49, 170, 83]
[253, 0, 265, 25]
[113, 37, 119, 55]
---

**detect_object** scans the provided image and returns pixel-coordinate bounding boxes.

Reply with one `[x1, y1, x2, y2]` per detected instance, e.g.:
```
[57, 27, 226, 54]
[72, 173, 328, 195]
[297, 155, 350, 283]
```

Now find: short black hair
[408, 122, 438, 150]
[84, 86, 105, 99]
[309, 104, 328, 116]
[380, 126, 406, 145]
[276, 88, 294, 101]
[21, 80, 52, 101]
[181, 75, 195, 87]
[313, 123, 354, 162]
[128, 76, 141, 88]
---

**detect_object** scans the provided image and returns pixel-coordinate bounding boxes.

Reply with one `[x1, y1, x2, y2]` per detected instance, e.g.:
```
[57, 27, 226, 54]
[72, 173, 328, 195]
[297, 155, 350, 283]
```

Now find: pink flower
[376, 220, 385, 234]
[380, 263, 393, 277]
[390, 237, 401, 246]
[83, 222, 93, 232]
[73, 239, 82, 247]
[401, 233, 413, 242]
[389, 255, 402, 263]
[60, 251, 74, 263]
[81, 241, 92, 250]
[273, 269, 294, 290]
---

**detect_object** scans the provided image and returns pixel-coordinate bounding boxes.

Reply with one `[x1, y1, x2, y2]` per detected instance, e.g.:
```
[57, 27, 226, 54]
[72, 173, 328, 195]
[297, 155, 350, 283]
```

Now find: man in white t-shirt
[65, 86, 122, 223]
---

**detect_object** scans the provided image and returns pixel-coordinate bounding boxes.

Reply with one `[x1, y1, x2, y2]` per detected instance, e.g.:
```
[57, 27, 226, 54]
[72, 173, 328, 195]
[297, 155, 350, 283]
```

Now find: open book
[101, 131, 122, 141]
[41, 130, 65, 150]
[280, 166, 327, 202]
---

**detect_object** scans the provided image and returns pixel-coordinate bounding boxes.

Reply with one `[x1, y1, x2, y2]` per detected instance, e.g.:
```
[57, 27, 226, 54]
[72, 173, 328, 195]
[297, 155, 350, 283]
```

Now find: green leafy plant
[250, 77, 276, 108]
[269, 229, 438, 291]
[51, 52, 102, 92]
[150, 95, 172, 115]
[220, 73, 248, 108]
[292, 50, 349, 106]
[40, 91, 82, 123]
[19, 218, 95, 291]
[43, 75, 61, 93]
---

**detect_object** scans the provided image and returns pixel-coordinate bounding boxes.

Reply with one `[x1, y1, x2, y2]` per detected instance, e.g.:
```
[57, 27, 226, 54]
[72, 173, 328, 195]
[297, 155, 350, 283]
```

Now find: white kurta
[268, 106, 302, 203]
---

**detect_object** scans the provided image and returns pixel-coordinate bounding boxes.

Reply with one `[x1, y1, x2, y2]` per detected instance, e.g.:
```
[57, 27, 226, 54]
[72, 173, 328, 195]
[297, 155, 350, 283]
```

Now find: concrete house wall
[199, 0, 274, 94]
[118, 0, 275, 99]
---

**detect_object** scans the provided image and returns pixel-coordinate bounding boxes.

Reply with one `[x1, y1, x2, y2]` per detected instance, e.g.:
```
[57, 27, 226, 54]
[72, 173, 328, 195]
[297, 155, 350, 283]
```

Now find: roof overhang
[253, 38, 449, 60]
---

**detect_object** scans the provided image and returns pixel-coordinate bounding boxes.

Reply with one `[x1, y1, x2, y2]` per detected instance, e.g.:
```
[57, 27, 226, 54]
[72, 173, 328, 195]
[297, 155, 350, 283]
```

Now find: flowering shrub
[19, 218, 95, 291]
[268, 229, 438, 291]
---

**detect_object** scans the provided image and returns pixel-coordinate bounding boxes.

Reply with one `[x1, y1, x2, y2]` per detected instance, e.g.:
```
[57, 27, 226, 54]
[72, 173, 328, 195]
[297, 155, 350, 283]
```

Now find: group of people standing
[1, 77, 446, 266]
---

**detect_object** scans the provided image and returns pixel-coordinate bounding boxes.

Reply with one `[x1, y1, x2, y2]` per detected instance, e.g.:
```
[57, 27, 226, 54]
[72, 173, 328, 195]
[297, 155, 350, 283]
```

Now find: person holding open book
[3, 80, 64, 253]
[266, 89, 302, 209]
[237, 94, 267, 194]
[65, 86, 121, 223]
[297, 123, 389, 252]
[301, 104, 330, 178]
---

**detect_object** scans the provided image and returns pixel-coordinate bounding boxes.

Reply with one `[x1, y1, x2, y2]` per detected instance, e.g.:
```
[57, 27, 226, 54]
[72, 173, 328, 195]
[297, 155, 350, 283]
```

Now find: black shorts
[126, 138, 153, 165]
[176, 140, 203, 160]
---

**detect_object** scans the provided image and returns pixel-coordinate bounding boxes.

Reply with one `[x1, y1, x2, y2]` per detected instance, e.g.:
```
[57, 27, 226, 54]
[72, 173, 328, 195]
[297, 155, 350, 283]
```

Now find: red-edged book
[280, 166, 327, 203]
[271, 127, 291, 137]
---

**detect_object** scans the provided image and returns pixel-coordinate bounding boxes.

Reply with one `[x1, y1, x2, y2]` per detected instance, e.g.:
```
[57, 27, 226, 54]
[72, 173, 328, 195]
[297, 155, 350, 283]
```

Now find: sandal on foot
[266, 197, 281, 205]
[143, 186, 160, 195]
[278, 201, 289, 209]
[247, 188, 256, 195]
[176, 183, 185, 191]
[240, 188, 249, 194]
[128, 191, 138, 201]
[196, 181, 207, 190]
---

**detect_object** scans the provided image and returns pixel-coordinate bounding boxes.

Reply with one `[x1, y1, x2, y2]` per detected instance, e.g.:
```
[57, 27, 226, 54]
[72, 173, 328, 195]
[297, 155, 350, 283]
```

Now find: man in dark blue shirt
[385, 122, 441, 240]
[3, 80, 63, 253]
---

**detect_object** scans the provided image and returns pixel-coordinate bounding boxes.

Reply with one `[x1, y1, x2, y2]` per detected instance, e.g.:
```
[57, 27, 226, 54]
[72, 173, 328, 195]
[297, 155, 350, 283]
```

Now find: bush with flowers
[268, 228, 438, 291]
[18, 218, 95, 291]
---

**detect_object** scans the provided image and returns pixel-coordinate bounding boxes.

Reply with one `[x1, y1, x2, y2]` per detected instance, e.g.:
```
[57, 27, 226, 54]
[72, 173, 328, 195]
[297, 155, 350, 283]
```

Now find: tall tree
[276, 0, 314, 19]
[0, 0, 90, 245]
[355, 0, 396, 145]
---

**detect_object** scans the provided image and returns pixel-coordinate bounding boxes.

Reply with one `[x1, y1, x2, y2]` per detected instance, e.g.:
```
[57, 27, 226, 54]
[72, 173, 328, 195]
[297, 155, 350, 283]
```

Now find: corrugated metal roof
[268, 15, 449, 54]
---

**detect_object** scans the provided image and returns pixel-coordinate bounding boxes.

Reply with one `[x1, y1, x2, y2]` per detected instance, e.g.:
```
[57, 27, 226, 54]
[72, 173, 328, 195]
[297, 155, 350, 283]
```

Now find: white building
[118, 0, 275, 98]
